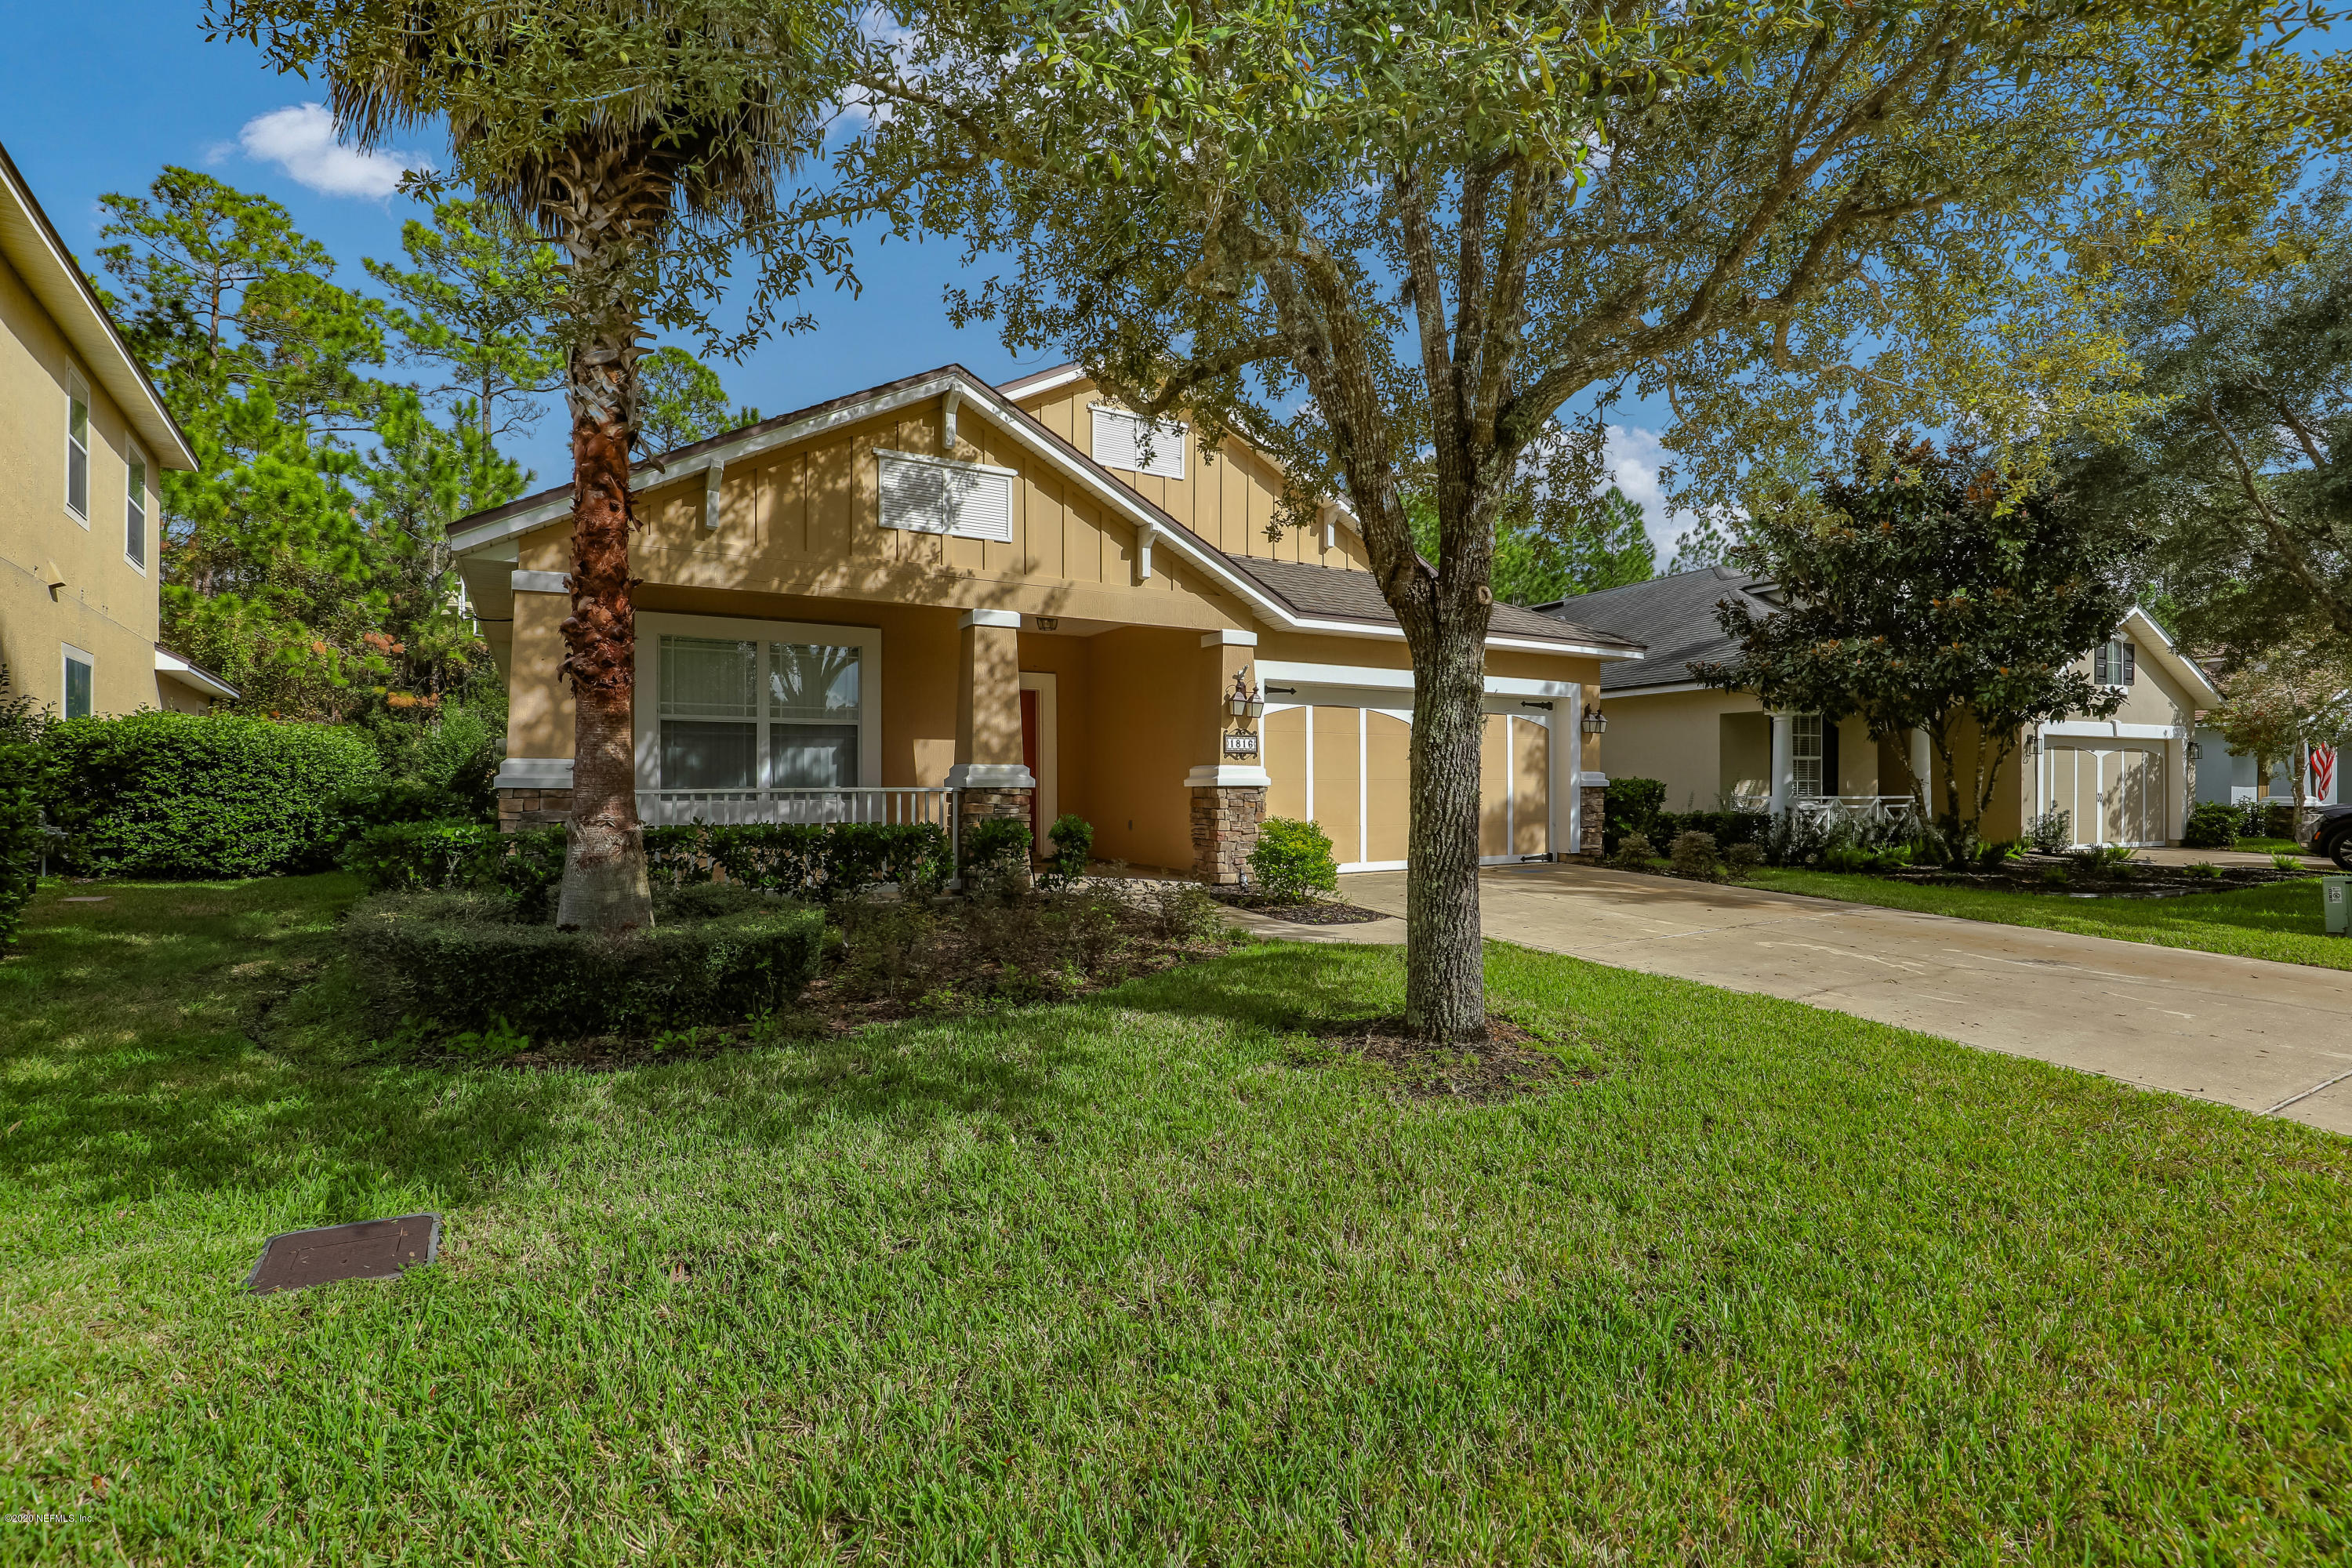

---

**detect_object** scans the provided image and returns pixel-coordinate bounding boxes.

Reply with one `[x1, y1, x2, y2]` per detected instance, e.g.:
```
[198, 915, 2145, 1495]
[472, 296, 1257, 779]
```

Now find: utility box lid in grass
[247, 1214, 441, 1294]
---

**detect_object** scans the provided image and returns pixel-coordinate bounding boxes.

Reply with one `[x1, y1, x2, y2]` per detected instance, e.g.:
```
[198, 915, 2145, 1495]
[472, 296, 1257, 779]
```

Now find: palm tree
[223, 0, 837, 927]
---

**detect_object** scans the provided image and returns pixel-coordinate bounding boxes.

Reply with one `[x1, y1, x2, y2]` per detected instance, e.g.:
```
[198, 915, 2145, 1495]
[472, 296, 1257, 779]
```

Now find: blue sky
[2, 2, 1695, 556]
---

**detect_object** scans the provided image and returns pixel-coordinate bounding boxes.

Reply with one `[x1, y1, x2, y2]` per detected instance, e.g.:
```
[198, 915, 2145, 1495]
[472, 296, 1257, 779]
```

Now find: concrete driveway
[1242, 864, 2352, 1135]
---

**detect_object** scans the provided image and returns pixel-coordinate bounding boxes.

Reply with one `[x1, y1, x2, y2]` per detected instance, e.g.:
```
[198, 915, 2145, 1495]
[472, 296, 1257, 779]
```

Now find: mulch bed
[1233, 901, 1394, 925]
[1620, 856, 2321, 901]
[1288, 1014, 1583, 1102]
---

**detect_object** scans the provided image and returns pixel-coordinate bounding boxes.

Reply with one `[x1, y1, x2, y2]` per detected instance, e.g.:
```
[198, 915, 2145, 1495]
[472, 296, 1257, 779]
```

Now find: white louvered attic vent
[876, 451, 1014, 542]
[1091, 404, 1186, 481]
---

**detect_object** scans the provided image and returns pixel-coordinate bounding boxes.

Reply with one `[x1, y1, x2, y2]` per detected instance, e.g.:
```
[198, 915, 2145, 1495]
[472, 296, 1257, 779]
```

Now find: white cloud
[235, 103, 430, 199]
[1599, 423, 1701, 559]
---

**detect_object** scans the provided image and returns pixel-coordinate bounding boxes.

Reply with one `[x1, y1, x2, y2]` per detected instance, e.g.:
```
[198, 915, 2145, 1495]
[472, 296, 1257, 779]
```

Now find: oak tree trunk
[1401, 603, 1491, 1041]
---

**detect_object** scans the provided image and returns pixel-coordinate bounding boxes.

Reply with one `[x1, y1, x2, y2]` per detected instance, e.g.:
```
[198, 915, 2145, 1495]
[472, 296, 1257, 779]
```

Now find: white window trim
[64, 370, 91, 525]
[632, 612, 884, 793]
[2092, 637, 2136, 689]
[874, 448, 1017, 542]
[1091, 404, 1187, 481]
[125, 441, 150, 574]
[61, 643, 95, 720]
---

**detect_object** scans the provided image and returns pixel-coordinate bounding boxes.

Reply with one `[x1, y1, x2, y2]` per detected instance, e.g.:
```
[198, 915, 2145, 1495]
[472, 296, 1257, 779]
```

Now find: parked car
[2308, 802, 2352, 869]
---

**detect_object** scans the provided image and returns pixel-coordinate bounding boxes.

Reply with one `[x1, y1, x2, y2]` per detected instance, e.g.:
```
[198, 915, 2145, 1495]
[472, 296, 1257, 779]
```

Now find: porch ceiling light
[1581, 706, 1607, 735]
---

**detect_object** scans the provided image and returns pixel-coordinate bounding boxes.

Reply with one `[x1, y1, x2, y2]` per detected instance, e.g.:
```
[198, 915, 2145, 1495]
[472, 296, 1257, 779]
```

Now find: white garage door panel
[2045, 742, 2166, 847]
[1265, 702, 1552, 871]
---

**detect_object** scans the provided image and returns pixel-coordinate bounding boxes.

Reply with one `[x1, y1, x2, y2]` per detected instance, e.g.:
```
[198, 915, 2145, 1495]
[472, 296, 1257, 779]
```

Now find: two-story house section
[1, 141, 230, 718]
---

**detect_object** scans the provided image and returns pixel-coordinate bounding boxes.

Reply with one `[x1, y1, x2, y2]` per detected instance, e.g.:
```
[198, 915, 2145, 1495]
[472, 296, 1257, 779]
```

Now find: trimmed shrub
[333, 778, 483, 833]
[1724, 841, 1766, 879]
[1669, 829, 1720, 877]
[0, 670, 53, 948]
[1654, 808, 1771, 848]
[346, 891, 825, 1038]
[1249, 817, 1340, 902]
[1602, 777, 1668, 854]
[2026, 808, 2072, 855]
[1610, 832, 1657, 869]
[1041, 813, 1094, 888]
[648, 822, 949, 898]
[2182, 801, 2238, 850]
[46, 712, 381, 878]
[964, 817, 1033, 877]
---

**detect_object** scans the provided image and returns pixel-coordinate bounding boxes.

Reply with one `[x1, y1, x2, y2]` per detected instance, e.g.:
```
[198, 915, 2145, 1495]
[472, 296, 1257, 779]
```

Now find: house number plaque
[1223, 732, 1260, 759]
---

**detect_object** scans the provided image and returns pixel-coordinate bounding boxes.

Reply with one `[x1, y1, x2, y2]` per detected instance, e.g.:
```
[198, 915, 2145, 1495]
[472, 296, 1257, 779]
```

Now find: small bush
[1149, 883, 1227, 941]
[2182, 801, 2239, 851]
[1610, 832, 1657, 869]
[964, 817, 1033, 877]
[835, 898, 942, 1001]
[346, 891, 824, 1039]
[1250, 818, 1339, 902]
[1724, 841, 1765, 880]
[1602, 777, 1668, 853]
[2027, 808, 2072, 855]
[1653, 808, 1772, 849]
[2183, 861, 2221, 881]
[1041, 813, 1094, 888]
[334, 778, 483, 833]
[46, 711, 382, 878]
[1668, 829, 1720, 878]
[1976, 838, 2022, 870]
[2270, 850, 2303, 872]
[0, 668, 53, 949]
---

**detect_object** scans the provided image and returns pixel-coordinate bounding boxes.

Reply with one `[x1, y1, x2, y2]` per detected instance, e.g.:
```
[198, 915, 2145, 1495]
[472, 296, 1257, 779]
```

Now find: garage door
[1264, 704, 1551, 872]
[2044, 742, 2166, 847]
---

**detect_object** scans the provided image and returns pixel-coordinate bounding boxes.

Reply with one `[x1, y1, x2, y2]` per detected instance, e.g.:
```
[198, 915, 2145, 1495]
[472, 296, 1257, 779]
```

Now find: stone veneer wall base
[498, 788, 574, 832]
[1191, 785, 1266, 885]
[1579, 786, 1607, 857]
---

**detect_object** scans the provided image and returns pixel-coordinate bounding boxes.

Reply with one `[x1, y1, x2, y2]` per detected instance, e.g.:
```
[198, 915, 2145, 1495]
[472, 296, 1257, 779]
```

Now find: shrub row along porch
[457, 364, 1639, 881]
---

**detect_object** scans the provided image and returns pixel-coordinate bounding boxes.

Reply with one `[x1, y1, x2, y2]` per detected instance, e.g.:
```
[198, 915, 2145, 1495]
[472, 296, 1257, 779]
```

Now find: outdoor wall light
[2186, 740, 2204, 762]
[1581, 706, 1608, 735]
[1226, 670, 1266, 722]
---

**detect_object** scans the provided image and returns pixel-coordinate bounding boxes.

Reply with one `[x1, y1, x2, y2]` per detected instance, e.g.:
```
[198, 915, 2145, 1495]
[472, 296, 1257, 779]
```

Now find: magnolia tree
[841, 0, 2296, 1039]
[219, 0, 852, 929]
[2210, 643, 2352, 837]
[1693, 445, 2137, 847]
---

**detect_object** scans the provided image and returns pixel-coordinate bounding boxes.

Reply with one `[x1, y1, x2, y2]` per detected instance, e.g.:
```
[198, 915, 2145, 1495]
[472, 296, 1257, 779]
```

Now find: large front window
[657, 634, 863, 789]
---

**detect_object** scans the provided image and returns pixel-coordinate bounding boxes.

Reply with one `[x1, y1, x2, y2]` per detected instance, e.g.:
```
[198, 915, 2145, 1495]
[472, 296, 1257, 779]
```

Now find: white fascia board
[2042, 720, 2191, 740]
[2120, 606, 2223, 708]
[153, 647, 238, 699]
[1258, 660, 1580, 699]
[0, 162, 195, 470]
[998, 365, 1091, 400]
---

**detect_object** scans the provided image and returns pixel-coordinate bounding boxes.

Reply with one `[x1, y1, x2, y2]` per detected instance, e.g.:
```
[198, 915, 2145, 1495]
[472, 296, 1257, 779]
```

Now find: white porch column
[1909, 728, 1933, 807]
[1769, 711, 1795, 815]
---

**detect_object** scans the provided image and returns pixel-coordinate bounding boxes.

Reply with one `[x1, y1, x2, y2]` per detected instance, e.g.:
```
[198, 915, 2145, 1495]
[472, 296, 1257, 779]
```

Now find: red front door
[1019, 687, 1040, 853]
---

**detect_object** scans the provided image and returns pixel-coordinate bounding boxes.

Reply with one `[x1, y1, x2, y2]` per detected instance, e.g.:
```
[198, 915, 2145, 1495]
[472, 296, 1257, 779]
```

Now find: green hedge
[2183, 800, 2239, 850]
[46, 712, 381, 878]
[0, 674, 52, 949]
[1599, 780, 1771, 856]
[1250, 817, 1340, 902]
[346, 891, 825, 1037]
[344, 819, 949, 907]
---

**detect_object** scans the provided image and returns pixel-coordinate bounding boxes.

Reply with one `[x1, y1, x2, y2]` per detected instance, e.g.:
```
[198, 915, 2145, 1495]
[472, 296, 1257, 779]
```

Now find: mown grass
[3, 874, 2349, 1565]
[1748, 866, 2352, 971]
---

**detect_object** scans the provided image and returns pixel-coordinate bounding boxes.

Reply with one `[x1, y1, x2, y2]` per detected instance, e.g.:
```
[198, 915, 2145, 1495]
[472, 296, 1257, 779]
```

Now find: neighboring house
[2193, 737, 2342, 811]
[1, 142, 230, 717]
[450, 364, 1642, 880]
[1537, 566, 2223, 848]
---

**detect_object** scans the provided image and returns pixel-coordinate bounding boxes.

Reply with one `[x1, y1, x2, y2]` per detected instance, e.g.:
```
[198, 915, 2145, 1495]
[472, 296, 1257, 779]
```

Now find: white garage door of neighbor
[2045, 742, 2167, 847]
[1262, 704, 1552, 872]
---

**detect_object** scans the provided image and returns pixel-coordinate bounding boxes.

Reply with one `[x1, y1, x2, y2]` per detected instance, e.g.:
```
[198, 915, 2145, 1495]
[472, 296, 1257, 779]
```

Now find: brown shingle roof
[1221, 555, 1642, 651]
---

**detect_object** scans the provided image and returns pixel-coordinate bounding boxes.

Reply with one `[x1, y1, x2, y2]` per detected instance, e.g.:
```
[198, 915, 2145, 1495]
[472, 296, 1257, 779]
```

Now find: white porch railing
[637, 786, 959, 830]
[1794, 793, 1918, 829]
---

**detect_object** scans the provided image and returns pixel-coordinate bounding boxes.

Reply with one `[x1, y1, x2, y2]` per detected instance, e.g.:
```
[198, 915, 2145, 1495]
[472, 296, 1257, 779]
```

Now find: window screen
[877, 453, 1014, 541]
[1792, 714, 1824, 797]
[126, 452, 147, 568]
[67, 381, 89, 519]
[657, 634, 866, 791]
[1090, 405, 1185, 480]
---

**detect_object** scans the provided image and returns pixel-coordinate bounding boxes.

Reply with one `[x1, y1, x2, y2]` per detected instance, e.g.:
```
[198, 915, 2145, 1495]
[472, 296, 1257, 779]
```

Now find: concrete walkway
[1232, 865, 2352, 1135]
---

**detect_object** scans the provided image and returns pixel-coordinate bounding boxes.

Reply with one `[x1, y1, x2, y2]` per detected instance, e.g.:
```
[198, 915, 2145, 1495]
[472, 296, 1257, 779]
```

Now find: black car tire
[2332, 833, 2352, 872]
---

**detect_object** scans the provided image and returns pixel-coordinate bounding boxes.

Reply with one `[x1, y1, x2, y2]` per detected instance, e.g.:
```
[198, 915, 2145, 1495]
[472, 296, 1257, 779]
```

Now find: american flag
[2316, 745, 2338, 802]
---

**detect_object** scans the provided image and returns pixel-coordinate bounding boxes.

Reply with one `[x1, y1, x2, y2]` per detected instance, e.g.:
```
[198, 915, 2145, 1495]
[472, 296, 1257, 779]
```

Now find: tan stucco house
[2, 142, 229, 718]
[452, 364, 1641, 880]
[1541, 566, 2222, 848]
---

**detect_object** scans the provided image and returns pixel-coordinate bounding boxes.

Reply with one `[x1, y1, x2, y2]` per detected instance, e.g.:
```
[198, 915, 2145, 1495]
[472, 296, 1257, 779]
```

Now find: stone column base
[957, 786, 1036, 866]
[1579, 786, 1606, 856]
[499, 788, 573, 832]
[1191, 785, 1265, 885]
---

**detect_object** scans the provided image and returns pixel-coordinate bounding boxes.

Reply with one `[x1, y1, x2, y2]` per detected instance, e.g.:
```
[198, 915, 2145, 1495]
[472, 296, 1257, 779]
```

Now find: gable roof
[1228, 554, 1638, 651]
[448, 364, 1639, 658]
[1537, 566, 1775, 692]
[0, 141, 194, 470]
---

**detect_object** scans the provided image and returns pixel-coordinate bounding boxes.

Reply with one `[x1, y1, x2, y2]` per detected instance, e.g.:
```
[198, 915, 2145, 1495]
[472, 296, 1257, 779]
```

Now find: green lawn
[1747, 866, 2352, 971]
[5, 876, 2350, 1564]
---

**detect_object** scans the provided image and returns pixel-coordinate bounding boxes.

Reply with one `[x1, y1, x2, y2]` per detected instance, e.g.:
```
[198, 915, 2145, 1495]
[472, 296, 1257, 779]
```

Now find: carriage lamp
[2185, 740, 2203, 762]
[1581, 706, 1608, 735]
[1226, 670, 1266, 722]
